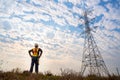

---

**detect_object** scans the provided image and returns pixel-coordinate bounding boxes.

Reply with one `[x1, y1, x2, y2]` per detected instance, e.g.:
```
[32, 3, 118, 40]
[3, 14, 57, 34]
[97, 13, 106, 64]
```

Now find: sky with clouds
[0, 0, 120, 75]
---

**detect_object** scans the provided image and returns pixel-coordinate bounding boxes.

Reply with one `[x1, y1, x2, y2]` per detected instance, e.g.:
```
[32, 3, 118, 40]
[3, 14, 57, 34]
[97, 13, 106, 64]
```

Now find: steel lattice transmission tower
[80, 11, 109, 76]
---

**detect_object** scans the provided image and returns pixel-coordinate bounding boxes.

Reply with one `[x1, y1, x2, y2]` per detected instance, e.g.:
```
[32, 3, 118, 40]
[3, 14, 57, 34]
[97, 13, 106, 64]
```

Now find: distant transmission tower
[80, 11, 109, 76]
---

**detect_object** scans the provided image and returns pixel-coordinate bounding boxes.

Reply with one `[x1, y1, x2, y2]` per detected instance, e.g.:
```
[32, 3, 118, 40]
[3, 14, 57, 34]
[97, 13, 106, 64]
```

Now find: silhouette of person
[28, 43, 43, 73]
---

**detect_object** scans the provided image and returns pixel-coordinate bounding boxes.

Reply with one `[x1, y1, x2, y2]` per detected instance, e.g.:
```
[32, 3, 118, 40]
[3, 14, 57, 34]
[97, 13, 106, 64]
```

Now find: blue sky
[0, 0, 120, 75]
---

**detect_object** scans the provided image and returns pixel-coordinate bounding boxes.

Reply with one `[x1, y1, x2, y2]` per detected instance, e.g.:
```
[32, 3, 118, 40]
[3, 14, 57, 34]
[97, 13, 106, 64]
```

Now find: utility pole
[80, 11, 109, 76]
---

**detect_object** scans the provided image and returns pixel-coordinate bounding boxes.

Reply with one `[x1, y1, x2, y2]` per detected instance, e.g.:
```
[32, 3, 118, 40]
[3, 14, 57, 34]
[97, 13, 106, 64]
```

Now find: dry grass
[0, 69, 120, 80]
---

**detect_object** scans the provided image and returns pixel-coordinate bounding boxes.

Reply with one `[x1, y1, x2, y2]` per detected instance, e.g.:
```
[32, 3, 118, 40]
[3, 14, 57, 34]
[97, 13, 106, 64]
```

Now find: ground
[0, 69, 120, 80]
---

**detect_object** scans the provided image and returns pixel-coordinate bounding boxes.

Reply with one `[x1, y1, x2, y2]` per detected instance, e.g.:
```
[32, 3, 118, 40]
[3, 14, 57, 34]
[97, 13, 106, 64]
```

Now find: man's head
[35, 43, 38, 48]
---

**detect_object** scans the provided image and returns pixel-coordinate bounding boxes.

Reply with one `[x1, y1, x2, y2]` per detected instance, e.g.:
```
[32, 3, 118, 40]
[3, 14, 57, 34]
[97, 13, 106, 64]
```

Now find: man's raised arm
[28, 49, 32, 57]
[38, 48, 43, 58]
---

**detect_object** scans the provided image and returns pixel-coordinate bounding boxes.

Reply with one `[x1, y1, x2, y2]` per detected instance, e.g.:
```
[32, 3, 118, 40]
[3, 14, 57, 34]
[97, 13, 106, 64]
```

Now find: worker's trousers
[30, 57, 39, 73]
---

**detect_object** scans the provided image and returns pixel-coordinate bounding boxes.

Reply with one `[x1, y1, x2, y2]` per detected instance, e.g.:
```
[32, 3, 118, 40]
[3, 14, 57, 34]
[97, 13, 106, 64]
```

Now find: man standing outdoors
[28, 43, 43, 73]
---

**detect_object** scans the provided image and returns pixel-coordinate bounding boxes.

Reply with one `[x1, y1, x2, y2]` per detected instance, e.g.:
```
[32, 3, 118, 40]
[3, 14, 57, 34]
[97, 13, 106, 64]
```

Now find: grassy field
[0, 69, 120, 80]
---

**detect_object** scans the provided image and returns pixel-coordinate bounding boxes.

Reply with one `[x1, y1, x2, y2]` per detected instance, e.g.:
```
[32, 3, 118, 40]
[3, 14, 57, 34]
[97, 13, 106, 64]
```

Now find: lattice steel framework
[80, 11, 109, 76]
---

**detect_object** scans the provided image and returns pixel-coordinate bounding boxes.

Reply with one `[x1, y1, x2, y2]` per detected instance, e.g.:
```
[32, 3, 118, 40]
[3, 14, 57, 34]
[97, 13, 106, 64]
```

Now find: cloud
[86, 0, 100, 7]
[0, 0, 120, 75]
[0, 21, 12, 30]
